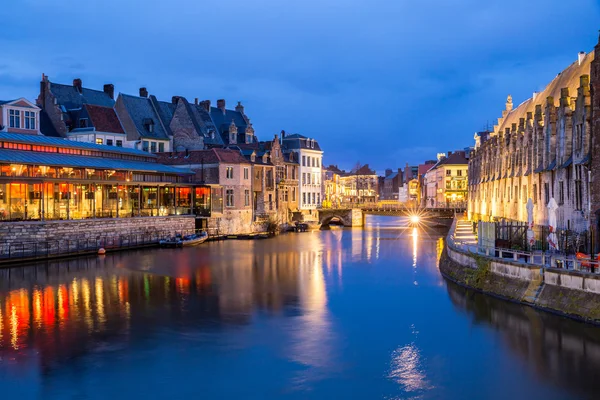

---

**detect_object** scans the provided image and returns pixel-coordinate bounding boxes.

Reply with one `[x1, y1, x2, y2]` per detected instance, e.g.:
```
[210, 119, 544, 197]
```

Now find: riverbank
[440, 220, 600, 325]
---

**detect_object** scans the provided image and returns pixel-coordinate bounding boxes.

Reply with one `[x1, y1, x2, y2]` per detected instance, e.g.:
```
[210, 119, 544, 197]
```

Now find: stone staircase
[522, 275, 544, 304]
[454, 219, 478, 246]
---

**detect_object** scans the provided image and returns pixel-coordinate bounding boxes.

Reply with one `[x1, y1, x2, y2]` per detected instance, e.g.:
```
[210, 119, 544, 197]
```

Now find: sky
[1, 0, 599, 173]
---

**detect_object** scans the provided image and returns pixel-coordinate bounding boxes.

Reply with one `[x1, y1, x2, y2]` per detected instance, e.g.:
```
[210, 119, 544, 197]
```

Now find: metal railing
[0, 228, 200, 263]
[448, 218, 600, 275]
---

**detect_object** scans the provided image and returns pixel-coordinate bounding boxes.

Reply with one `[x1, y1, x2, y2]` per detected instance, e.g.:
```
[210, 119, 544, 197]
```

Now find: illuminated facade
[0, 132, 202, 221]
[468, 47, 596, 236]
[424, 151, 468, 208]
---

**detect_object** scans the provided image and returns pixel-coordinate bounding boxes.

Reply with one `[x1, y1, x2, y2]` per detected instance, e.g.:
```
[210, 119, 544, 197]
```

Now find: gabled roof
[49, 82, 114, 110]
[180, 99, 223, 146]
[158, 148, 251, 166]
[436, 151, 468, 167]
[150, 95, 176, 136]
[0, 98, 40, 109]
[119, 94, 170, 140]
[84, 104, 124, 134]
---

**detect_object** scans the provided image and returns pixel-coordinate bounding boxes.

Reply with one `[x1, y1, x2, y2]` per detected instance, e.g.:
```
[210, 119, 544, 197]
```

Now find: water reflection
[446, 281, 600, 398]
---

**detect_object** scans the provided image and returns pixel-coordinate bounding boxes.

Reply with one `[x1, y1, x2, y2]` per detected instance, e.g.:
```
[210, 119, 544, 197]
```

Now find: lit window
[96, 138, 103, 145]
[226, 189, 234, 207]
[244, 167, 249, 179]
[226, 167, 234, 179]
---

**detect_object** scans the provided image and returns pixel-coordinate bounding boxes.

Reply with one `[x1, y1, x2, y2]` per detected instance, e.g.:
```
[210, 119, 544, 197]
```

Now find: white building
[281, 134, 323, 213]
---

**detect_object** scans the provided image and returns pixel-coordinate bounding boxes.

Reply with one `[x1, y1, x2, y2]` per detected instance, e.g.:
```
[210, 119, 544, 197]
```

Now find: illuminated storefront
[0, 133, 219, 221]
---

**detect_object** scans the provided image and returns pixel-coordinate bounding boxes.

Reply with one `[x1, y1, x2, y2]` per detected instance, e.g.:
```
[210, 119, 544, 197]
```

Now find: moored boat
[160, 232, 208, 248]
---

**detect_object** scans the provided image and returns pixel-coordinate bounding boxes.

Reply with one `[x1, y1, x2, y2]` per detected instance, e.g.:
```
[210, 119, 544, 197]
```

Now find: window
[533, 184, 537, 204]
[457, 170, 462, 176]
[303, 192, 306, 205]
[142, 141, 149, 152]
[514, 185, 518, 202]
[150, 142, 157, 153]
[226, 167, 234, 179]
[226, 189, 234, 207]
[316, 158, 320, 168]
[446, 170, 451, 176]
[96, 138, 103, 145]
[292, 187, 296, 201]
[24, 111, 35, 130]
[284, 189, 289, 202]
[116, 140, 123, 147]
[558, 181, 564, 205]
[302, 173, 306, 185]
[544, 183, 550, 205]
[159, 142, 165, 152]
[522, 185, 527, 203]
[317, 193, 320, 205]
[107, 139, 113, 146]
[244, 167, 249, 180]
[302, 156, 306, 166]
[244, 190, 250, 206]
[79, 118, 88, 128]
[312, 158, 315, 167]
[575, 167, 583, 210]
[312, 193, 316, 204]
[307, 174, 311, 185]
[9, 109, 20, 128]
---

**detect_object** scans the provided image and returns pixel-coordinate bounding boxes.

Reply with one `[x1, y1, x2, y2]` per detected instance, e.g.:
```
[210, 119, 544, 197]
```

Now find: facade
[590, 36, 600, 250]
[382, 168, 403, 201]
[66, 104, 130, 148]
[339, 164, 378, 206]
[282, 134, 323, 214]
[323, 165, 343, 208]
[0, 98, 42, 135]
[417, 161, 437, 206]
[0, 131, 195, 222]
[425, 151, 469, 208]
[468, 48, 596, 238]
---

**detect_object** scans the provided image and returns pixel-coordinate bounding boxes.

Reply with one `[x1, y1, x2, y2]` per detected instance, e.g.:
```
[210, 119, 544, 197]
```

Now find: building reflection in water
[446, 281, 600, 398]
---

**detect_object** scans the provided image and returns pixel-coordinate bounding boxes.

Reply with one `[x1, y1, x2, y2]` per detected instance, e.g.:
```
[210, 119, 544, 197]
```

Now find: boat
[160, 231, 208, 248]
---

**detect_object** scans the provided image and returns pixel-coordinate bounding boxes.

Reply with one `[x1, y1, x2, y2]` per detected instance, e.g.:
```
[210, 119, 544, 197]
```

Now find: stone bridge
[318, 209, 364, 227]
[318, 207, 465, 228]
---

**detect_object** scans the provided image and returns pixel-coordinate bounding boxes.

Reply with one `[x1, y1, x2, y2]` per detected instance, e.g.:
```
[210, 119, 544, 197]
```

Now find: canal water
[0, 216, 599, 399]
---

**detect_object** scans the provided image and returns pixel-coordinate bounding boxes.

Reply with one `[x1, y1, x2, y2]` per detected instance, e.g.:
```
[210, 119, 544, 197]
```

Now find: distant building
[424, 151, 469, 208]
[339, 164, 378, 205]
[382, 168, 403, 201]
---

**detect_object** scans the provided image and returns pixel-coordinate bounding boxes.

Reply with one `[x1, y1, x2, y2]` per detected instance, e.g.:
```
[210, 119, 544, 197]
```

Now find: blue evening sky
[1, 0, 599, 172]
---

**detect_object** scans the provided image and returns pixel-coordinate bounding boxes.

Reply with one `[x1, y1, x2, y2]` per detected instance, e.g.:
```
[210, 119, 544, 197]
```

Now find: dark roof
[150, 95, 176, 136]
[120, 94, 170, 140]
[158, 148, 250, 166]
[84, 104, 124, 134]
[436, 151, 468, 167]
[352, 164, 377, 175]
[0, 131, 154, 158]
[209, 106, 250, 144]
[281, 134, 322, 151]
[49, 82, 114, 110]
[385, 172, 399, 180]
[0, 148, 191, 174]
[181, 99, 223, 146]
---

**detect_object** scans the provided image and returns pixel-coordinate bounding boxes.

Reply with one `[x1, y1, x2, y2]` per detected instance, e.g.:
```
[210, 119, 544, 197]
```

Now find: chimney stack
[171, 96, 181, 105]
[281, 129, 286, 139]
[235, 101, 244, 114]
[578, 51, 586, 66]
[139, 87, 148, 98]
[217, 99, 226, 114]
[103, 84, 114, 99]
[194, 98, 198, 105]
[199, 100, 211, 112]
[73, 78, 83, 93]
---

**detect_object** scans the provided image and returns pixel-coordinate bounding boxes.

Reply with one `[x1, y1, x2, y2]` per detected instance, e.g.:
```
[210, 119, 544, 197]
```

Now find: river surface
[0, 216, 600, 399]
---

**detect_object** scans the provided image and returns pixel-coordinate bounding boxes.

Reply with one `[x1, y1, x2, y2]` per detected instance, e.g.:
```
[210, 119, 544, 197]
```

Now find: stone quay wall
[443, 233, 600, 324]
[0, 216, 196, 245]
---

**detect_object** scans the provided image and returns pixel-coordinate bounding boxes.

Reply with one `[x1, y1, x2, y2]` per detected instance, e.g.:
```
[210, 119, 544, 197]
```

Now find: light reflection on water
[0, 216, 598, 399]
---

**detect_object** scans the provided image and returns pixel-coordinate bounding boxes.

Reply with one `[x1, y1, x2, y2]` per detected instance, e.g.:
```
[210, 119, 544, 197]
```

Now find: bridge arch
[318, 209, 355, 227]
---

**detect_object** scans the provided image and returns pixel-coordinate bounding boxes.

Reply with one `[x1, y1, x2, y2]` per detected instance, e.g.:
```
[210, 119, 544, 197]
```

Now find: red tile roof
[85, 104, 124, 134]
[157, 148, 250, 165]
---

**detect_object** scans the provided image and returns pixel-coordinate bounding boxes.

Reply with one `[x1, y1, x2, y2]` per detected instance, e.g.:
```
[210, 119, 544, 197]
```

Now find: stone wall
[0, 216, 196, 245]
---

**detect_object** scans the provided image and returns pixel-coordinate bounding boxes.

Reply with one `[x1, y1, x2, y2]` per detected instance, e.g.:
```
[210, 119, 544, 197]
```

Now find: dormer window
[251, 154, 256, 162]
[311, 140, 315, 149]
[143, 118, 155, 133]
[79, 118, 88, 128]
[9, 110, 20, 128]
[24, 111, 35, 130]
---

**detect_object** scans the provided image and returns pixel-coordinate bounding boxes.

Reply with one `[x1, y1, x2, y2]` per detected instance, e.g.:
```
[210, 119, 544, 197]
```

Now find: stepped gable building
[114, 89, 173, 153]
[0, 98, 41, 135]
[468, 41, 597, 238]
[170, 97, 223, 151]
[37, 75, 115, 138]
[590, 33, 600, 250]
[207, 99, 256, 145]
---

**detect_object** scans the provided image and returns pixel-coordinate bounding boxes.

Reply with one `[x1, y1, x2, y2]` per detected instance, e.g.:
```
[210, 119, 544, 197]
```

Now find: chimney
[217, 99, 226, 114]
[532, 91, 538, 100]
[103, 84, 114, 99]
[235, 101, 244, 114]
[194, 98, 198, 105]
[199, 100, 211, 112]
[505, 94, 513, 111]
[171, 96, 181, 105]
[139, 87, 148, 98]
[73, 78, 83, 93]
[578, 51, 586, 66]
[385, 168, 392, 177]
[281, 129, 286, 138]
